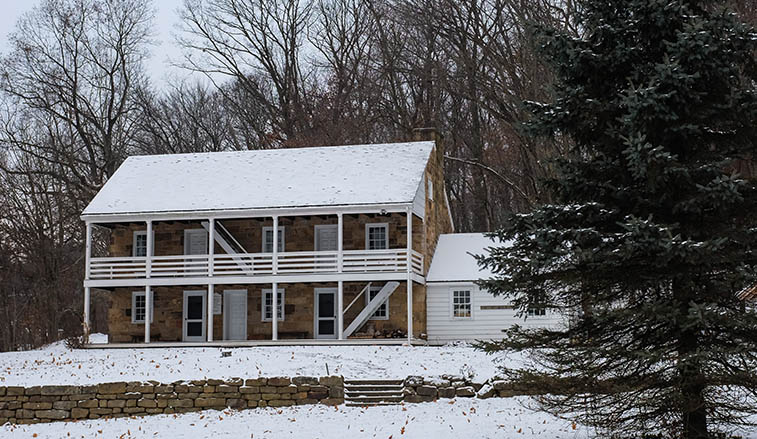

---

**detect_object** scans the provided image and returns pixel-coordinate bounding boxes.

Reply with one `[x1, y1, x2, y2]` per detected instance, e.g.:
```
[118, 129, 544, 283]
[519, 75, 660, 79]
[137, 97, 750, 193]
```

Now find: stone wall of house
[418, 132, 455, 275]
[402, 375, 531, 402]
[108, 281, 426, 342]
[0, 376, 343, 425]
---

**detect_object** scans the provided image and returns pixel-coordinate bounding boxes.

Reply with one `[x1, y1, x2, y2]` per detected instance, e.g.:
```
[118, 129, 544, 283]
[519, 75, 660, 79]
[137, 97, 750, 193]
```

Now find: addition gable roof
[82, 141, 435, 218]
[426, 233, 503, 283]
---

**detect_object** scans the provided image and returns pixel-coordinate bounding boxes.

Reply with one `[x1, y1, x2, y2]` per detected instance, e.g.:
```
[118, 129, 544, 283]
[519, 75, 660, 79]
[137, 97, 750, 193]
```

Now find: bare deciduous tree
[0, 0, 154, 350]
[179, 0, 315, 147]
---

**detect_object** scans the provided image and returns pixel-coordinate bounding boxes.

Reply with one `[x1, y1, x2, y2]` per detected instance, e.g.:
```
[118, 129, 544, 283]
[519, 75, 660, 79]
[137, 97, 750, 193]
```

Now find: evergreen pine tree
[477, 1, 757, 437]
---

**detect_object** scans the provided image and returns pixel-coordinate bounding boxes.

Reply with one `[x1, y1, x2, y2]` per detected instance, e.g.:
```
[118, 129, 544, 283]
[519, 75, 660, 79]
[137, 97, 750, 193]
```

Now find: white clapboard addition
[425, 233, 563, 344]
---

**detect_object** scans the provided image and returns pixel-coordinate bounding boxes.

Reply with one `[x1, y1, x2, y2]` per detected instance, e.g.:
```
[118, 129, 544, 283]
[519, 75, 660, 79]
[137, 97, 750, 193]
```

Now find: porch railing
[89, 249, 424, 281]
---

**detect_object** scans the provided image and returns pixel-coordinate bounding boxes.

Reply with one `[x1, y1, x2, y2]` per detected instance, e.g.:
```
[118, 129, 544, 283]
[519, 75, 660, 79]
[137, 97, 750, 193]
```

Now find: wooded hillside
[0, 0, 753, 352]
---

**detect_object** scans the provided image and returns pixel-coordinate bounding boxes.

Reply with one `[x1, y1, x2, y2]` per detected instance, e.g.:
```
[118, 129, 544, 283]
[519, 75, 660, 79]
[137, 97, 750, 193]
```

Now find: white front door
[183, 290, 206, 342]
[184, 229, 208, 254]
[223, 289, 248, 341]
[184, 229, 208, 274]
[315, 288, 337, 339]
[314, 225, 338, 251]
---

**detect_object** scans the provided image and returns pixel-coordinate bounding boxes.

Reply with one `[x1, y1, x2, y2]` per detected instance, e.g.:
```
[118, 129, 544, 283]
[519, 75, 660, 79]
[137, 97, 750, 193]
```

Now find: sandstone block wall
[108, 281, 426, 342]
[0, 376, 344, 425]
[402, 375, 530, 403]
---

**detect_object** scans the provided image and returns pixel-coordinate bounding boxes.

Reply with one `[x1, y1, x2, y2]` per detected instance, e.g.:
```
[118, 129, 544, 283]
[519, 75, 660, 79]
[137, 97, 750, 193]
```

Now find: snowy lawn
[0, 335, 524, 386]
[1, 397, 592, 438]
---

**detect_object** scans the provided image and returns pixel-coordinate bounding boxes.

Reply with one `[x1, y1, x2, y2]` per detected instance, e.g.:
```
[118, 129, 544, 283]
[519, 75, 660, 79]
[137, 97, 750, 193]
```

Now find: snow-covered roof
[82, 141, 435, 217]
[427, 233, 504, 283]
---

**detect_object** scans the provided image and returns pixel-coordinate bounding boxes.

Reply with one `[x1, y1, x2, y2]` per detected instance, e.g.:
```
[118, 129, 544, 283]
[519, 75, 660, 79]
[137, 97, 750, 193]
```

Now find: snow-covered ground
[1, 398, 592, 438]
[0, 335, 523, 386]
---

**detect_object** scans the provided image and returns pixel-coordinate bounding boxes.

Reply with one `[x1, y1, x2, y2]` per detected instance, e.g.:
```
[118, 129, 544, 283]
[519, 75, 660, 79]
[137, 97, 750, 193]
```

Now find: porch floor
[83, 338, 427, 349]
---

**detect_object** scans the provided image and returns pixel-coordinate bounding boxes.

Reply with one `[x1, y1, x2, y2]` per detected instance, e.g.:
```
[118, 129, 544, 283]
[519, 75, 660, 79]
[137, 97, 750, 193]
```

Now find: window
[428, 175, 434, 201]
[131, 291, 154, 324]
[262, 226, 285, 253]
[133, 231, 147, 257]
[365, 223, 389, 250]
[451, 290, 472, 319]
[366, 285, 389, 320]
[528, 307, 547, 317]
[261, 288, 285, 321]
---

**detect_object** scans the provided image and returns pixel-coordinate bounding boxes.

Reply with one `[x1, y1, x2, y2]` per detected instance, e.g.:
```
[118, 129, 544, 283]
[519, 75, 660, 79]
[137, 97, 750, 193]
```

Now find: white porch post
[207, 218, 215, 342]
[272, 216, 279, 340]
[337, 281, 344, 340]
[145, 220, 153, 344]
[337, 213, 344, 340]
[83, 222, 92, 337]
[406, 207, 413, 343]
[337, 213, 344, 273]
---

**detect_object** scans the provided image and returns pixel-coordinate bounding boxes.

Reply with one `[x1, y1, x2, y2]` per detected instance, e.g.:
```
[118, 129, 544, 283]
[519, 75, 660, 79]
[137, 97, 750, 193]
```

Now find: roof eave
[81, 202, 416, 223]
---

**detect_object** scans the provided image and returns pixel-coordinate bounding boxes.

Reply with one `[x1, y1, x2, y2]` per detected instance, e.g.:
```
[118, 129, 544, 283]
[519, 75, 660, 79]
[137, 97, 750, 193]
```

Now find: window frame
[365, 223, 389, 250]
[450, 288, 473, 320]
[131, 291, 154, 324]
[132, 231, 149, 257]
[527, 306, 547, 317]
[427, 175, 434, 201]
[262, 226, 285, 253]
[366, 284, 389, 320]
[261, 288, 285, 322]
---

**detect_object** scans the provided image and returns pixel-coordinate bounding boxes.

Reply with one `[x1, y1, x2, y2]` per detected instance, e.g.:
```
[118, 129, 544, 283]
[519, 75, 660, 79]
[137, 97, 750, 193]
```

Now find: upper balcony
[88, 248, 424, 284]
[84, 209, 426, 288]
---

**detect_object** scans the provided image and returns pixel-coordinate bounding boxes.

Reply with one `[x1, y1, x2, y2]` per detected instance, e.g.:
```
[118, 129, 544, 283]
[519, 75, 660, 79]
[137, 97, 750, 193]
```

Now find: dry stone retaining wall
[1, 374, 533, 425]
[0, 376, 343, 425]
[403, 375, 530, 403]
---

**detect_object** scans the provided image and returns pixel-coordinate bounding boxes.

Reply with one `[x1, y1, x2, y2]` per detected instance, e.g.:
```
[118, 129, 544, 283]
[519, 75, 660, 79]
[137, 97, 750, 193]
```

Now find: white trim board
[85, 272, 426, 289]
[83, 203, 416, 224]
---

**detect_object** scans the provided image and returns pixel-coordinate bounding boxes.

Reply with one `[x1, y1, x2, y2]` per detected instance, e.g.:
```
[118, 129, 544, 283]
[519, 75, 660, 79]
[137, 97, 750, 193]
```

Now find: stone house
[82, 130, 455, 344]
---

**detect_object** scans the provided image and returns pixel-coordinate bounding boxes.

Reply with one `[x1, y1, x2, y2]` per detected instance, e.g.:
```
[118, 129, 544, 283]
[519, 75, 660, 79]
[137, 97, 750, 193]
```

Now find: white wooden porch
[87, 249, 423, 283]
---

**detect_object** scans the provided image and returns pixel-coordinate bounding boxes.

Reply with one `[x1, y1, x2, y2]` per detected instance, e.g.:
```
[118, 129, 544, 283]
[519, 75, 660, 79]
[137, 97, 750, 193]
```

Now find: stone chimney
[413, 126, 444, 165]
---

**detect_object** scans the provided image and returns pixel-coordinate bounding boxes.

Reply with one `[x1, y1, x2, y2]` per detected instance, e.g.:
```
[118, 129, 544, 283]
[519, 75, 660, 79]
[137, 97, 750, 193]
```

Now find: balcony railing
[88, 249, 424, 281]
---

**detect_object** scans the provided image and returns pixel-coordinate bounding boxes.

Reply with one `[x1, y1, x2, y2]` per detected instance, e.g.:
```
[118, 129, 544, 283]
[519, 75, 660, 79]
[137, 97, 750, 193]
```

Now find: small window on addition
[528, 307, 547, 317]
[452, 290, 472, 319]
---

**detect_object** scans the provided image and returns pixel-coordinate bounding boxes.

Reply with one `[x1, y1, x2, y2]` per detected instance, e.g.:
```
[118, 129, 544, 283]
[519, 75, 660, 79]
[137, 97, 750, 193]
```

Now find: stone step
[345, 390, 404, 397]
[344, 385, 404, 392]
[344, 379, 404, 386]
[345, 402, 402, 407]
[344, 395, 404, 404]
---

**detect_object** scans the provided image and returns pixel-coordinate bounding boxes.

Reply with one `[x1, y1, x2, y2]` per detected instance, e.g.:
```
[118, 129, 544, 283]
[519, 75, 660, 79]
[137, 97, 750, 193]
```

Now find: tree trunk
[674, 278, 708, 439]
